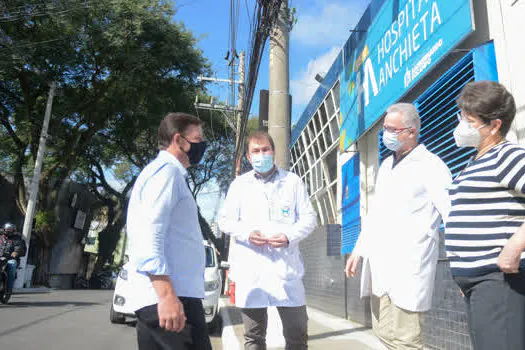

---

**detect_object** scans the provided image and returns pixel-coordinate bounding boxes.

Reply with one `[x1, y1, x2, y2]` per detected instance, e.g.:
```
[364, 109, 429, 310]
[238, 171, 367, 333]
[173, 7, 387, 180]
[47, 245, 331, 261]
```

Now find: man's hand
[11, 252, 18, 258]
[249, 231, 268, 246]
[498, 241, 521, 273]
[157, 294, 186, 332]
[345, 254, 361, 278]
[149, 275, 186, 332]
[267, 233, 289, 248]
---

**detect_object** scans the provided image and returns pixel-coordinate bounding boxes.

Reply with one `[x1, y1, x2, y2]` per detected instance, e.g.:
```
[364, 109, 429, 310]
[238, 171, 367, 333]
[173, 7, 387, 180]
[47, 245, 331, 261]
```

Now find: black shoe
[1, 292, 11, 304]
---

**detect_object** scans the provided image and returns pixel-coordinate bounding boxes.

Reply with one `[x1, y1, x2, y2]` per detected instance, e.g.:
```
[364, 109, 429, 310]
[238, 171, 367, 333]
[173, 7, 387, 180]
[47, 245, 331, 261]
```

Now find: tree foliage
[0, 0, 234, 276]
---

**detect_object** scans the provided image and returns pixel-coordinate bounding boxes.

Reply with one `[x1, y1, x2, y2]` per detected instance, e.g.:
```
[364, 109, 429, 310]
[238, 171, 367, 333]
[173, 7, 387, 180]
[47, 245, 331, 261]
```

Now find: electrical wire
[233, 0, 284, 175]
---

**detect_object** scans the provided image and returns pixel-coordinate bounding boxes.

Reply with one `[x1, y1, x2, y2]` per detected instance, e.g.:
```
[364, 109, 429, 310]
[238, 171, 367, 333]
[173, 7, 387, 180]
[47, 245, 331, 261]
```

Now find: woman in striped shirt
[445, 80, 525, 350]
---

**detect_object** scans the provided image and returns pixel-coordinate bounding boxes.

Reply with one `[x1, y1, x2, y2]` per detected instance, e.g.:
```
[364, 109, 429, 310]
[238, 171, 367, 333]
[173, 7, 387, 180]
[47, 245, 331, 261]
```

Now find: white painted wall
[483, 0, 525, 142]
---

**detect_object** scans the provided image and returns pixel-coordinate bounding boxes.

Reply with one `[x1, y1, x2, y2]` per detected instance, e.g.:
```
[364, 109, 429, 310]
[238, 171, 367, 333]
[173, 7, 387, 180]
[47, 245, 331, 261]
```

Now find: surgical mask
[382, 131, 403, 152]
[251, 153, 274, 173]
[453, 119, 485, 148]
[181, 136, 207, 165]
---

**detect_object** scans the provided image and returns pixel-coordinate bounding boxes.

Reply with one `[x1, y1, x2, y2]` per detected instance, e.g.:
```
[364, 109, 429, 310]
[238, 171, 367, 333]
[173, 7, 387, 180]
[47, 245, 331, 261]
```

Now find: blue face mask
[251, 154, 274, 173]
[382, 130, 404, 152]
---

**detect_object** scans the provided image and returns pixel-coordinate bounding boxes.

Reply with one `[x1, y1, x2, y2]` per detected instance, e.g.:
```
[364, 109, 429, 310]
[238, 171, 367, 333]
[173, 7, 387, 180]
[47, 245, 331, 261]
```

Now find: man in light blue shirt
[126, 112, 210, 350]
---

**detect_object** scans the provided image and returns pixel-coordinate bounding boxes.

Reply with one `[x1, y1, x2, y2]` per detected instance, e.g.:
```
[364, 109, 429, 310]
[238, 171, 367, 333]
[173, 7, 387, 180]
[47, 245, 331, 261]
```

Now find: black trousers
[135, 297, 212, 350]
[455, 271, 525, 350]
[240, 306, 308, 350]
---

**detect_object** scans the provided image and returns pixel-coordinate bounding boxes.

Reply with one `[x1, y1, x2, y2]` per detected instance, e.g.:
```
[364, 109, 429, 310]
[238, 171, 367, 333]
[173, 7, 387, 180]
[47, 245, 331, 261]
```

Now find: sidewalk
[12, 286, 52, 294]
[219, 298, 386, 350]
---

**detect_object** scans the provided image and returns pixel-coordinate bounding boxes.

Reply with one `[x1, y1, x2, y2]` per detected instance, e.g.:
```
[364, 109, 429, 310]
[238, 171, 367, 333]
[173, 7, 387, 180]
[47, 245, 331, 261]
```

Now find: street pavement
[0, 289, 385, 350]
[219, 298, 386, 350]
[0, 290, 222, 350]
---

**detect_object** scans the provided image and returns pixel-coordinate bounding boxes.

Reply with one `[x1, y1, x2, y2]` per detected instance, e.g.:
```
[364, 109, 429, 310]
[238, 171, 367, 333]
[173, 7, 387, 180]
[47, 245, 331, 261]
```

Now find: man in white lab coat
[219, 131, 317, 350]
[345, 103, 451, 349]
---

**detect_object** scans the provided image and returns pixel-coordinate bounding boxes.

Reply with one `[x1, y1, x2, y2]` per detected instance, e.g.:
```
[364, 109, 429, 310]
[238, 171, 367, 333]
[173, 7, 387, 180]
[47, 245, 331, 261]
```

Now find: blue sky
[175, 0, 371, 222]
[177, 0, 370, 124]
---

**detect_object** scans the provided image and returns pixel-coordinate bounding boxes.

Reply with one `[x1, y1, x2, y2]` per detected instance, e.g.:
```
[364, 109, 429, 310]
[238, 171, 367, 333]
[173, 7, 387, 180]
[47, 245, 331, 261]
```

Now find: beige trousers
[371, 295, 424, 350]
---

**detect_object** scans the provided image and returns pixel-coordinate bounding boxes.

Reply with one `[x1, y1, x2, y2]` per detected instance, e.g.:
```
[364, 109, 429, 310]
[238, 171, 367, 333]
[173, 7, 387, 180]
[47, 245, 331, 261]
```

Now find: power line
[233, 0, 284, 175]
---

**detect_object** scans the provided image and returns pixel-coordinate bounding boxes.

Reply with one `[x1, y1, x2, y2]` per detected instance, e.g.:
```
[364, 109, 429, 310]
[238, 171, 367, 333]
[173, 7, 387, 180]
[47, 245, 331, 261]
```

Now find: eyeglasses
[382, 126, 412, 134]
[456, 112, 467, 122]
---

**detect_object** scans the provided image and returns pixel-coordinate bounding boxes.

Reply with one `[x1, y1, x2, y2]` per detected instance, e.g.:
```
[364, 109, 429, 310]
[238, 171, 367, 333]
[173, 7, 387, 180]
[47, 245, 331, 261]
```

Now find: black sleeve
[14, 238, 26, 256]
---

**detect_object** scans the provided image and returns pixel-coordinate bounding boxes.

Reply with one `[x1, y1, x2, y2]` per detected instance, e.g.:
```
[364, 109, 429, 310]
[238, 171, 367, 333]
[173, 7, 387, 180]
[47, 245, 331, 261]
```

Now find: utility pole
[195, 51, 245, 133]
[15, 81, 56, 289]
[235, 51, 245, 176]
[268, 0, 291, 170]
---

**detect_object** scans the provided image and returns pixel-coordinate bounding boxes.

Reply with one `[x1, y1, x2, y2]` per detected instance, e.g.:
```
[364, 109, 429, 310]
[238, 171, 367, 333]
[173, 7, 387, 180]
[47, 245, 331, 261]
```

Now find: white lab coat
[219, 167, 317, 308]
[354, 145, 451, 312]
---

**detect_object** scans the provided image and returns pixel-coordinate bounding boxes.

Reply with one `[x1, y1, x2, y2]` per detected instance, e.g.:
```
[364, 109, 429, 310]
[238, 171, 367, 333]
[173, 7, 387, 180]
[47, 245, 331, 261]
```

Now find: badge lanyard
[262, 179, 283, 222]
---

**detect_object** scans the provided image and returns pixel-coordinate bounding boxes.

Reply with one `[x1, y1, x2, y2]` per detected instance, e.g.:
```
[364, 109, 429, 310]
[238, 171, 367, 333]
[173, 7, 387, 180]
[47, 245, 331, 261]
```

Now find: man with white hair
[345, 103, 452, 349]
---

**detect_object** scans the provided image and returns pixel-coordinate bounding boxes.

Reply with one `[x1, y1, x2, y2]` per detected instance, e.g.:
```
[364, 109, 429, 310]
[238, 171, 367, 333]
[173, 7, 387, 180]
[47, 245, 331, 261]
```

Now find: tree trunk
[90, 193, 130, 288]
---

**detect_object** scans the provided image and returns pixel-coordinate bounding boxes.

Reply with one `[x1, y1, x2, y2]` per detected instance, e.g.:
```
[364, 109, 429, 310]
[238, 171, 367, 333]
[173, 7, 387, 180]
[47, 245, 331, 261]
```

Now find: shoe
[0, 292, 10, 304]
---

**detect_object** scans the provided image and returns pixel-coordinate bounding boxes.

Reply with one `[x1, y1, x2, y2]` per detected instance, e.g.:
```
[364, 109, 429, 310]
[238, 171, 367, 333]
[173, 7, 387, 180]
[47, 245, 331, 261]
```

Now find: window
[323, 124, 333, 147]
[320, 97, 330, 125]
[299, 156, 306, 176]
[305, 171, 311, 194]
[205, 246, 215, 267]
[307, 120, 316, 141]
[333, 81, 340, 110]
[312, 142, 320, 159]
[317, 132, 327, 155]
[314, 112, 323, 135]
[316, 162, 324, 190]
[297, 137, 305, 157]
[318, 104, 328, 131]
[325, 149, 338, 184]
[329, 117, 339, 143]
[291, 151, 297, 167]
[325, 91, 335, 118]
[311, 168, 317, 192]
[293, 146, 300, 162]
[301, 157, 308, 177]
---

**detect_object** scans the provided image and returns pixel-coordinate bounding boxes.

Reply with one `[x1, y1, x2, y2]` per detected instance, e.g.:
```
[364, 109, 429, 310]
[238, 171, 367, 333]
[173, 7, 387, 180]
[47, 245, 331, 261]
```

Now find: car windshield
[205, 246, 215, 267]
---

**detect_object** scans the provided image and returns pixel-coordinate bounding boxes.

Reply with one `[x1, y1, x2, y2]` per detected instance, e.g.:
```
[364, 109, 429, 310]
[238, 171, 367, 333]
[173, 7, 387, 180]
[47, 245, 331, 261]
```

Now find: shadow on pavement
[221, 306, 243, 326]
[4, 301, 101, 308]
[308, 326, 370, 341]
[125, 320, 137, 328]
[0, 308, 84, 337]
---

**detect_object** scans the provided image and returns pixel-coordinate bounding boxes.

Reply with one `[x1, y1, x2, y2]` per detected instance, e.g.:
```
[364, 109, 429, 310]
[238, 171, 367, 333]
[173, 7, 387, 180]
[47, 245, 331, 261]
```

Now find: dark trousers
[455, 271, 525, 350]
[135, 297, 212, 350]
[241, 306, 308, 350]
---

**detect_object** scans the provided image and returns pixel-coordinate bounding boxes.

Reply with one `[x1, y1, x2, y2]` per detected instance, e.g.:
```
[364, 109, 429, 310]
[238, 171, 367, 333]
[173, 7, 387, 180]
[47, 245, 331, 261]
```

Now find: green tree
[0, 0, 236, 278]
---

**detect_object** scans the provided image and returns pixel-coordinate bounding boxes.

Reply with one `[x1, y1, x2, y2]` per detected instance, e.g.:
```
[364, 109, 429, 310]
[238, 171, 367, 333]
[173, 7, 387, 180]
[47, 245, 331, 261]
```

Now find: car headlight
[205, 280, 220, 291]
[118, 269, 128, 280]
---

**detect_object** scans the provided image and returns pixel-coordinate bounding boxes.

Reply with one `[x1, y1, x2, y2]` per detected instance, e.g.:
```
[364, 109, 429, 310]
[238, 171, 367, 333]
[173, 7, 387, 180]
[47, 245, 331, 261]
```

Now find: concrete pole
[268, 0, 290, 170]
[235, 51, 245, 176]
[15, 82, 56, 289]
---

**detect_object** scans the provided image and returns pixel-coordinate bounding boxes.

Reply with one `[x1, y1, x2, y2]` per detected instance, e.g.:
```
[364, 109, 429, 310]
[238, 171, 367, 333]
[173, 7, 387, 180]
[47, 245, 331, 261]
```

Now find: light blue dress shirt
[126, 151, 205, 311]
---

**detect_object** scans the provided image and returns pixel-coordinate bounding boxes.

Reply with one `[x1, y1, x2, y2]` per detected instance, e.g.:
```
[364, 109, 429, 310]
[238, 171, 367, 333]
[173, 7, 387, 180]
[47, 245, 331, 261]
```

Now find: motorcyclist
[0, 223, 27, 297]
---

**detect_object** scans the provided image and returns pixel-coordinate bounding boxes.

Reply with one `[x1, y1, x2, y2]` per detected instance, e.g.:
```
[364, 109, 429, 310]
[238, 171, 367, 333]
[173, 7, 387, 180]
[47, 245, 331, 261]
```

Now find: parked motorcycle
[0, 257, 12, 304]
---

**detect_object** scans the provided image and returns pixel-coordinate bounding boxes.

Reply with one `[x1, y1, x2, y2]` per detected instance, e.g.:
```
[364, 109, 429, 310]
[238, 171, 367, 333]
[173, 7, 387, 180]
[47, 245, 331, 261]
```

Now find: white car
[110, 241, 226, 332]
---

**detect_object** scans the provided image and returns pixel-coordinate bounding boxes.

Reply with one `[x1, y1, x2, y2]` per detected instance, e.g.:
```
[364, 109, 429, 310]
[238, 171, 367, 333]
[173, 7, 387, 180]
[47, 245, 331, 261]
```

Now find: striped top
[445, 141, 525, 277]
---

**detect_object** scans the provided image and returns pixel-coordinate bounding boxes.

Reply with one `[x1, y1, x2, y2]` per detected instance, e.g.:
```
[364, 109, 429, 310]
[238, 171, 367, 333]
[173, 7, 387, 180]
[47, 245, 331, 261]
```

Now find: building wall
[300, 225, 347, 319]
[484, 0, 525, 142]
[293, 1, 525, 349]
[424, 233, 472, 350]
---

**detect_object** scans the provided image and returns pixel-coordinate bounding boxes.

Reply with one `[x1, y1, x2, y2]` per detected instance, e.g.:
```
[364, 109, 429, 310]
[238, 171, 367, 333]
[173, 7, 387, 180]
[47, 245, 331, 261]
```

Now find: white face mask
[453, 119, 486, 148]
[382, 130, 403, 151]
